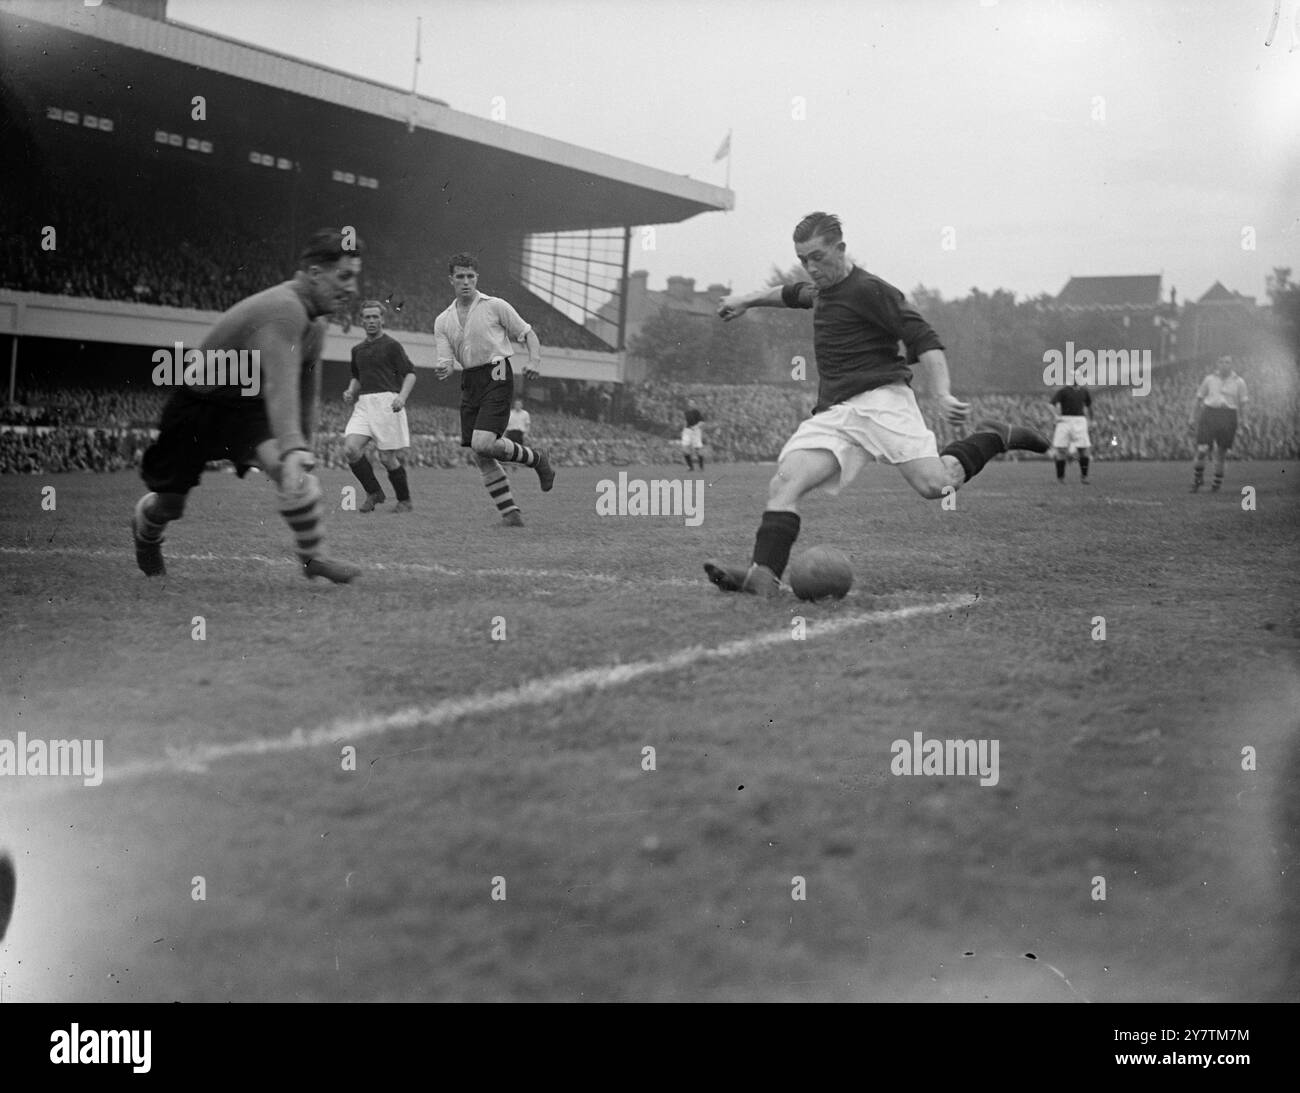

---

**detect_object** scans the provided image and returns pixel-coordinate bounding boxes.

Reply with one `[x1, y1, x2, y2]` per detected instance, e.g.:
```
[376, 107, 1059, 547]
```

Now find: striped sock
[1212, 461, 1225, 489]
[482, 466, 519, 515]
[501, 440, 539, 468]
[279, 494, 324, 563]
[1192, 458, 1205, 485]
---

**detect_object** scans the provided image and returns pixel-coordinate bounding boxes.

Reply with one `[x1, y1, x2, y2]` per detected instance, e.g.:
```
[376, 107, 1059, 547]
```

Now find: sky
[166, 0, 1300, 304]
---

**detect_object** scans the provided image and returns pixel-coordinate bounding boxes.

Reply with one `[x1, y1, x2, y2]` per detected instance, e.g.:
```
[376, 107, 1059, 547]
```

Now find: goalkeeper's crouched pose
[130, 229, 362, 583]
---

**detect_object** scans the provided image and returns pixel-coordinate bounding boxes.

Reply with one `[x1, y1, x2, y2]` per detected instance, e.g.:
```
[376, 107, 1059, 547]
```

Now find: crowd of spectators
[629, 364, 1299, 463]
[3, 179, 610, 350]
[4, 358, 1295, 475]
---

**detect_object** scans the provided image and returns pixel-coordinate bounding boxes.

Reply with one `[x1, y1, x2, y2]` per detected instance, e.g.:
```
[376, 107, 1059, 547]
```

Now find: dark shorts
[141, 389, 274, 494]
[1196, 406, 1238, 450]
[504, 429, 525, 444]
[460, 360, 513, 447]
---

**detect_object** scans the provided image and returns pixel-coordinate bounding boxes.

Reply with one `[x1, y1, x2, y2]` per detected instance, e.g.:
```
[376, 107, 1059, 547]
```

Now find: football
[786, 546, 853, 601]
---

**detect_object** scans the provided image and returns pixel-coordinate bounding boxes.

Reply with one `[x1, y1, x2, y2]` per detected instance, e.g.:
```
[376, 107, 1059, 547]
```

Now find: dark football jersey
[782, 267, 945, 412]
[1051, 386, 1091, 416]
[351, 333, 414, 394]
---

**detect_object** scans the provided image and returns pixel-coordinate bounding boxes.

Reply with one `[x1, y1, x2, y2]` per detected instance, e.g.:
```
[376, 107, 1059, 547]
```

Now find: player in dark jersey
[130, 229, 361, 582]
[342, 300, 417, 512]
[1049, 382, 1093, 483]
[705, 211, 1049, 596]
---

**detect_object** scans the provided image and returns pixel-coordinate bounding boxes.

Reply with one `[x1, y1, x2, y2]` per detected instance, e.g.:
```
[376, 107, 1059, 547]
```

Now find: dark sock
[1055, 459, 1066, 480]
[1078, 455, 1089, 479]
[940, 432, 1004, 482]
[751, 510, 801, 578]
[502, 440, 539, 468]
[349, 457, 383, 495]
[386, 465, 410, 502]
[698, 454, 704, 470]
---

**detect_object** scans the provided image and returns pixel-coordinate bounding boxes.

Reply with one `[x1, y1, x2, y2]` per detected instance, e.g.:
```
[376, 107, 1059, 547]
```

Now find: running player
[433, 254, 554, 526]
[342, 300, 417, 512]
[705, 211, 1049, 595]
[1050, 381, 1093, 484]
[130, 229, 361, 582]
[682, 407, 705, 472]
[1190, 354, 1249, 492]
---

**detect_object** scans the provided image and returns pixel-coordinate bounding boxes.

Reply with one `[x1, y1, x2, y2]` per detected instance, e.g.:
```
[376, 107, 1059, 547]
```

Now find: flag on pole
[713, 131, 731, 161]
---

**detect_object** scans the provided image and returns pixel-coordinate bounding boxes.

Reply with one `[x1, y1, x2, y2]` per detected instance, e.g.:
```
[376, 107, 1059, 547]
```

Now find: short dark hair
[793, 211, 843, 246]
[359, 299, 386, 314]
[298, 228, 361, 269]
[448, 253, 479, 274]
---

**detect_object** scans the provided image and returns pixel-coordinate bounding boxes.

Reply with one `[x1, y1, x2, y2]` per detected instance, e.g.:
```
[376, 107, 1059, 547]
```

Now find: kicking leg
[705, 448, 839, 596]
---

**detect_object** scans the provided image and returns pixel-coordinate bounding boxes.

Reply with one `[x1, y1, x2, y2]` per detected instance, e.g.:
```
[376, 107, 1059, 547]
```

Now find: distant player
[131, 230, 361, 582]
[705, 211, 1049, 595]
[505, 398, 531, 445]
[1190, 354, 1248, 492]
[1050, 381, 1093, 484]
[343, 300, 417, 512]
[433, 254, 554, 526]
[681, 407, 705, 471]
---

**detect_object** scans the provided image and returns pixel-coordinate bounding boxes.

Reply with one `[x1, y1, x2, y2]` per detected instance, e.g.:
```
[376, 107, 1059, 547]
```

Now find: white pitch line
[0, 545, 697, 587]
[49, 593, 978, 788]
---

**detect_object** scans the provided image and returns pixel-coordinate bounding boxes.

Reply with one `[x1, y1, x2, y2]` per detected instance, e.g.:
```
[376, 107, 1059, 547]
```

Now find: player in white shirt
[1190, 355, 1249, 492]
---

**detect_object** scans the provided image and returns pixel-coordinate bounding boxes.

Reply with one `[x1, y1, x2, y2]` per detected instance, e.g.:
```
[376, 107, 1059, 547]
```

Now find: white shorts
[777, 382, 939, 495]
[1051, 417, 1091, 451]
[681, 425, 703, 450]
[345, 392, 410, 450]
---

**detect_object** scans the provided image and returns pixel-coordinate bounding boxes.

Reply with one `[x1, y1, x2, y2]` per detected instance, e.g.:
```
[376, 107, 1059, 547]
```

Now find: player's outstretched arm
[717, 285, 788, 320]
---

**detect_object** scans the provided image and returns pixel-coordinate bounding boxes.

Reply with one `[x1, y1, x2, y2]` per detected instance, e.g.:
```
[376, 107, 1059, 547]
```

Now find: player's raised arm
[717, 284, 807, 320]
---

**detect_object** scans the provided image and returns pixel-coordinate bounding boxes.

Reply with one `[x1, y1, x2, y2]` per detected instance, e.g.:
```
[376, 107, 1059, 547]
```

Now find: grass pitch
[1, 459, 1297, 1001]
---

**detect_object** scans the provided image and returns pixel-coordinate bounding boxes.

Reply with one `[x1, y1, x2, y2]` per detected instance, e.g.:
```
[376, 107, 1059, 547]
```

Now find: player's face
[1216, 356, 1233, 377]
[795, 234, 849, 287]
[361, 307, 383, 335]
[450, 266, 478, 300]
[308, 256, 361, 314]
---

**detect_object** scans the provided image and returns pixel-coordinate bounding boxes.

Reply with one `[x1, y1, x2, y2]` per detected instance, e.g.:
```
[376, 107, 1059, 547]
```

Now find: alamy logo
[50, 1025, 151, 1074]
[890, 732, 999, 786]
[151, 342, 261, 397]
[1042, 343, 1151, 396]
[595, 472, 703, 527]
[0, 733, 103, 787]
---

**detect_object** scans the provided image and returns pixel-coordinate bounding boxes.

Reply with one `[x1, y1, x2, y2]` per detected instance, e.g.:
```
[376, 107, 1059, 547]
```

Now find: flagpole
[408, 17, 422, 133]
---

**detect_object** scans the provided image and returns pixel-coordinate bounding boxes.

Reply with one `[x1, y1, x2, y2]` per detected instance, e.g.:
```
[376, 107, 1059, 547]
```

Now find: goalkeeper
[130, 229, 362, 583]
